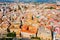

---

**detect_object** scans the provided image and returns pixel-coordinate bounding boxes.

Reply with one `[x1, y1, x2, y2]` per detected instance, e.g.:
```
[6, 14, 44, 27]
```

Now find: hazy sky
[0, 0, 59, 2]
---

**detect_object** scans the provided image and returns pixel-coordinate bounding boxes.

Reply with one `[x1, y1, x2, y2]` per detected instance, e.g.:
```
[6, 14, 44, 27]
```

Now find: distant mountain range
[0, 0, 59, 3]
